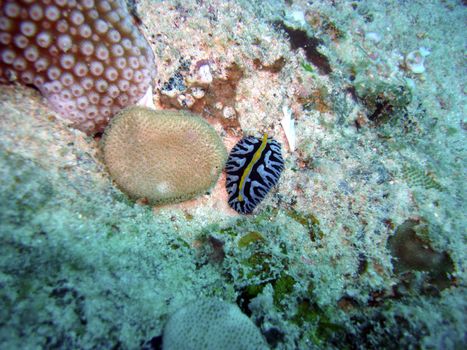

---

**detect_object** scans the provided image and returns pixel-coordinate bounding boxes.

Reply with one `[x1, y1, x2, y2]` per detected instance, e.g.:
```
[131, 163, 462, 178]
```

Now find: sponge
[102, 106, 227, 205]
[163, 298, 269, 350]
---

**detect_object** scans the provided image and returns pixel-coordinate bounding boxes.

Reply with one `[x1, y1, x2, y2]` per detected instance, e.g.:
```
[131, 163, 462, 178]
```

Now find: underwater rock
[0, 150, 53, 224]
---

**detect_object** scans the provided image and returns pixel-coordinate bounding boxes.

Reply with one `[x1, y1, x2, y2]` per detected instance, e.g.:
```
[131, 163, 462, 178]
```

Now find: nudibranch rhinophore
[225, 134, 284, 214]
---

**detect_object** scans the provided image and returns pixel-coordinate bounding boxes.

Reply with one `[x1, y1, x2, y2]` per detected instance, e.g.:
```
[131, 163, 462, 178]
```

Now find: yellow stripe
[238, 133, 268, 202]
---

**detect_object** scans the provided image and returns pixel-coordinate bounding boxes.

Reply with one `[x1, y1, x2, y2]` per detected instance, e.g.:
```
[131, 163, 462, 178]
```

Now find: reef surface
[0, 0, 465, 349]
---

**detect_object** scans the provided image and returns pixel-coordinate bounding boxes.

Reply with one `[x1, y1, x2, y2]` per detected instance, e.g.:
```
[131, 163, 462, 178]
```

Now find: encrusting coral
[0, 0, 156, 135]
[102, 106, 227, 205]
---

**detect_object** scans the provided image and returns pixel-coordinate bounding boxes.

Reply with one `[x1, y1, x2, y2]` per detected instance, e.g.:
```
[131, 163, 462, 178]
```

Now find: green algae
[286, 209, 324, 242]
[239, 272, 297, 312]
[272, 274, 296, 307]
[238, 231, 265, 248]
[210, 210, 349, 347]
[301, 61, 315, 73]
[293, 298, 345, 347]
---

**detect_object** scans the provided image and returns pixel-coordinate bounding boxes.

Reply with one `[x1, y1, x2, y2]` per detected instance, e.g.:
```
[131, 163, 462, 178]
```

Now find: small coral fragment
[405, 47, 430, 74]
[281, 105, 296, 152]
[0, 0, 156, 134]
[102, 106, 227, 205]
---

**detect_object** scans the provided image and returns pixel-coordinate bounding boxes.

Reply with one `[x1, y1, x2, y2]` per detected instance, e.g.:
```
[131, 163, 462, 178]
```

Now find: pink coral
[0, 0, 156, 135]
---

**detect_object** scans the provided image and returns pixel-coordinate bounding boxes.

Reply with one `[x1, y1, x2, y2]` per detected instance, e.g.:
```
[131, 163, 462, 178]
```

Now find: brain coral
[163, 298, 269, 350]
[0, 0, 156, 135]
[102, 106, 227, 205]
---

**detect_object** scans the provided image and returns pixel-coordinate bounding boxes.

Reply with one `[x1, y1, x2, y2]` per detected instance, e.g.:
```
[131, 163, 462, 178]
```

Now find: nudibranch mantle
[225, 134, 284, 214]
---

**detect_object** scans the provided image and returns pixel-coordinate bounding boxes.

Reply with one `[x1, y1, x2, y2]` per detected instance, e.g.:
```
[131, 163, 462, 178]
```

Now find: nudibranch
[225, 134, 284, 214]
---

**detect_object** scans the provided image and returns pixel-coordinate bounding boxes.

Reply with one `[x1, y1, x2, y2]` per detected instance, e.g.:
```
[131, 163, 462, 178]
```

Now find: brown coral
[102, 106, 227, 205]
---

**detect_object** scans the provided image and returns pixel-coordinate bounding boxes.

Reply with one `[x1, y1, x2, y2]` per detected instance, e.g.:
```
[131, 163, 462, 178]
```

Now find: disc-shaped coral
[0, 0, 156, 135]
[102, 106, 227, 205]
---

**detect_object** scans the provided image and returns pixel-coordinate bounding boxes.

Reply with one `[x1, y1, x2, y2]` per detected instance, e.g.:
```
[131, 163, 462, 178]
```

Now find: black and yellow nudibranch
[225, 134, 284, 214]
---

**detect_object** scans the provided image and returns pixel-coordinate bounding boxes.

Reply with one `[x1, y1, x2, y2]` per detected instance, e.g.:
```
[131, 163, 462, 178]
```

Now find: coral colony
[0, 0, 155, 134]
[102, 106, 227, 205]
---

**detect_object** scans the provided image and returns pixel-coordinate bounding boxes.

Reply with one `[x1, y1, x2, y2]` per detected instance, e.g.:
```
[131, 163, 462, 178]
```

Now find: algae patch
[0, 150, 53, 224]
[388, 219, 454, 293]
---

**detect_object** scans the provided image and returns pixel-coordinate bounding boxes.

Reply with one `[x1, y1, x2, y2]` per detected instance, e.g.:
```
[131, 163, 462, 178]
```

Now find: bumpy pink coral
[0, 0, 156, 134]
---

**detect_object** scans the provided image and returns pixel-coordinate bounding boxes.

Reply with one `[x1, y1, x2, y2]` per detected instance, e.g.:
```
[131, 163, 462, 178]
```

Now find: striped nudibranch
[225, 134, 284, 214]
